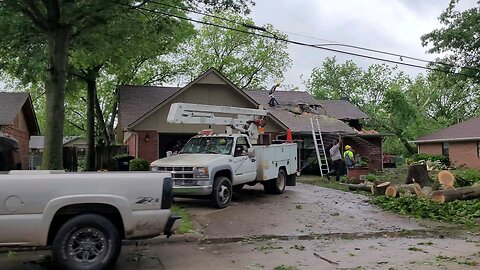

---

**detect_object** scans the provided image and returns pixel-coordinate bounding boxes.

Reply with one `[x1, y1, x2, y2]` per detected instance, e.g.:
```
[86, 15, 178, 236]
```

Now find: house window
[442, 142, 449, 157]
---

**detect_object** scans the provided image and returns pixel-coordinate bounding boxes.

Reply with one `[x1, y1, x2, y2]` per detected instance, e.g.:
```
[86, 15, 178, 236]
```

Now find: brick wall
[449, 141, 480, 169]
[0, 126, 30, 169]
[137, 130, 158, 162]
[126, 133, 137, 158]
[418, 143, 442, 155]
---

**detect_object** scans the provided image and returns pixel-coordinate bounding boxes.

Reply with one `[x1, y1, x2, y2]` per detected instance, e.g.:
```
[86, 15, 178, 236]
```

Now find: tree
[182, 12, 292, 89]
[306, 57, 441, 155]
[0, 0, 253, 169]
[421, 0, 480, 123]
[421, 0, 480, 78]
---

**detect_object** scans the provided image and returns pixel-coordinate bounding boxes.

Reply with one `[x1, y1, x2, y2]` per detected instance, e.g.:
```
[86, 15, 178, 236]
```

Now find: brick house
[118, 68, 382, 171]
[0, 92, 40, 169]
[412, 117, 480, 169]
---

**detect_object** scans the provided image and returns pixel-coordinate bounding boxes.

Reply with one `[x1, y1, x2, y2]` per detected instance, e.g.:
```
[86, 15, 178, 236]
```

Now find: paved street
[1, 183, 479, 269]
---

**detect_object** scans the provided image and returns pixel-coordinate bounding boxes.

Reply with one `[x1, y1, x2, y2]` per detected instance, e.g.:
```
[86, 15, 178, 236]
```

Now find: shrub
[129, 158, 150, 171]
[411, 153, 450, 166]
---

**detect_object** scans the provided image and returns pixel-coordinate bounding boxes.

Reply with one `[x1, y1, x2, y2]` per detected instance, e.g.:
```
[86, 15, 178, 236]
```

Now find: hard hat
[345, 145, 352, 150]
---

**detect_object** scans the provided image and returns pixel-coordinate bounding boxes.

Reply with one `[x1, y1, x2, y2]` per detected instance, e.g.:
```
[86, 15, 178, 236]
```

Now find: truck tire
[264, 169, 286, 194]
[211, 176, 232, 208]
[52, 214, 121, 270]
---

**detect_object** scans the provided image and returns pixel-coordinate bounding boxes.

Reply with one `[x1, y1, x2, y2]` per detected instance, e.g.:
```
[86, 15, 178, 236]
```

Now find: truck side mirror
[247, 148, 255, 159]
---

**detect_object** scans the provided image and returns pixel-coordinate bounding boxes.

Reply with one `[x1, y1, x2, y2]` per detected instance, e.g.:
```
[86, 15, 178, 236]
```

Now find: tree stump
[385, 186, 398, 197]
[430, 186, 480, 203]
[406, 164, 433, 188]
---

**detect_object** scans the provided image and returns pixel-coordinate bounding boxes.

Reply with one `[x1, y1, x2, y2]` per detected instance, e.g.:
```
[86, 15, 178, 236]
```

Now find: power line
[150, 0, 480, 74]
[118, 2, 480, 81]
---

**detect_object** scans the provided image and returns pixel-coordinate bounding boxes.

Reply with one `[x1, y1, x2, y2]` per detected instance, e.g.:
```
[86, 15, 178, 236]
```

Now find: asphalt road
[1, 183, 479, 269]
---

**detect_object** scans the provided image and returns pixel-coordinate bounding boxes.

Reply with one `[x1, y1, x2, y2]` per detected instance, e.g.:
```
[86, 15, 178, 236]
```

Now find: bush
[411, 153, 450, 166]
[129, 158, 150, 171]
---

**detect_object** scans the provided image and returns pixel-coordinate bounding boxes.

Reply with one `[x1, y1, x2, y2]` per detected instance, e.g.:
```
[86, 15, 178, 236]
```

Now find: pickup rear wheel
[264, 169, 286, 194]
[52, 214, 121, 270]
[211, 176, 232, 209]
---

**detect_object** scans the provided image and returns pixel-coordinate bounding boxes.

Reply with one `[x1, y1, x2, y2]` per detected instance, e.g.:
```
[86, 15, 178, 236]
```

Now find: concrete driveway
[1, 182, 479, 269]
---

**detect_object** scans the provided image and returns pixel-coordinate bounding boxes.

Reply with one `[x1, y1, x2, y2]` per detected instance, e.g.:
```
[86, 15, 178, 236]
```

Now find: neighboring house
[118, 68, 382, 171]
[0, 92, 40, 169]
[412, 117, 480, 169]
[29, 136, 87, 169]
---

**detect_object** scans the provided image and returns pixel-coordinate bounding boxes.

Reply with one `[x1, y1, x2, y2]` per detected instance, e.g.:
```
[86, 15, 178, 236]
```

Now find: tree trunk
[371, 182, 391, 196]
[405, 164, 433, 188]
[85, 78, 96, 171]
[430, 186, 480, 203]
[347, 182, 373, 192]
[95, 91, 111, 145]
[42, 28, 70, 169]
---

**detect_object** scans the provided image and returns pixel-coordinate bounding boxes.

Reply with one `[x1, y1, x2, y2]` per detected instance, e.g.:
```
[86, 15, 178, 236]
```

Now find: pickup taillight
[161, 177, 174, 209]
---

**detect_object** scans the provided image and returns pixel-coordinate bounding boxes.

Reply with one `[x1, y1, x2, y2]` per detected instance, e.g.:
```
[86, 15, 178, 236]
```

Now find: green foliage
[411, 154, 450, 166]
[454, 169, 480, 185]
[421, 1, 480, 120]
[372, 196, 480, 226]
[182, 11, 292, 89]
[305, 57, 446, 155]
[129, 158, 150, 171]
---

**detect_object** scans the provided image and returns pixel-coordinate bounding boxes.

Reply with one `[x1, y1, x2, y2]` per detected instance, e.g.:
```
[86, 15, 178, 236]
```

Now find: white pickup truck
[0, 171, 180, 270]
[151, 133, 298, 208]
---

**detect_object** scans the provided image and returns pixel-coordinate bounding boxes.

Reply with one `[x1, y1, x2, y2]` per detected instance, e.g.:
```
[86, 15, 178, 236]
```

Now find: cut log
[347, 182, 373, 192]
[438, 170, 455, 188]
[430, 186, 480, 203]
[406, 164, 432, 188]
[371, 182, 391, 196]
[385, 186, 398, 197]
[422, 186, 433, 196]
[397, 184, 416, 197]
[385, 184, 417, 197]
[413, 183, 425, 197]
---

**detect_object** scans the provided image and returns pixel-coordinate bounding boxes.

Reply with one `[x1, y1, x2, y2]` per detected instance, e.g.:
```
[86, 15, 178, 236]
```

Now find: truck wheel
[52, 214, 121, 270]
[264, 169, 286, 194]
[211, 176, 232, 208]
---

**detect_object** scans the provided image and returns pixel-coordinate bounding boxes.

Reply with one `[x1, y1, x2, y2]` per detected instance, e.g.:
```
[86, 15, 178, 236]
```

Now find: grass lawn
[171, 205, 196, 234]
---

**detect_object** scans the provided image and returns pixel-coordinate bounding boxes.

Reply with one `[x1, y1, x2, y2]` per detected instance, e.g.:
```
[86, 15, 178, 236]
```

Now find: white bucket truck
[151, 103, 298, 208]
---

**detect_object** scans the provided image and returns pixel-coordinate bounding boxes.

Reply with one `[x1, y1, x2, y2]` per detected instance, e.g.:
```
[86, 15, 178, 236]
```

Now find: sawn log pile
[347, 165, 480, 203]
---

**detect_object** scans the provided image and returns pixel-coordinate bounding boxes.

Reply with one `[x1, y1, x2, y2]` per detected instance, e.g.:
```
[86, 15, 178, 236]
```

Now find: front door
[232, 137, 256, 184]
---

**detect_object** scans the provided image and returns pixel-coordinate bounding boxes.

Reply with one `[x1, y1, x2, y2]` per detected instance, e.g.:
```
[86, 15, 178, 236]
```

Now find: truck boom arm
[167, 103, 267, 128]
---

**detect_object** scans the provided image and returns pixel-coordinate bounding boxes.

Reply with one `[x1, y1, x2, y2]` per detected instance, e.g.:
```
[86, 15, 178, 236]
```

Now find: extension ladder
[310, 117, 330, 177]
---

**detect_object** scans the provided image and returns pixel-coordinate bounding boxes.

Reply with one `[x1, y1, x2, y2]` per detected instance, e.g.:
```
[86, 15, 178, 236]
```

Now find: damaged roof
[244, 90, 369, 120]
[267, 106, 358, 134]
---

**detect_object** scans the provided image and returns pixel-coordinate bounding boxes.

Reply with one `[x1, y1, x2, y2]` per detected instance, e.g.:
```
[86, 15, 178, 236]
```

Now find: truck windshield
[180, 137, 233, 155]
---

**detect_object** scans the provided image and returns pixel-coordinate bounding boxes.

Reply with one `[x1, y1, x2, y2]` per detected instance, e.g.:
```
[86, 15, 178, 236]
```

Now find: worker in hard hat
[344, 145, 355, 169]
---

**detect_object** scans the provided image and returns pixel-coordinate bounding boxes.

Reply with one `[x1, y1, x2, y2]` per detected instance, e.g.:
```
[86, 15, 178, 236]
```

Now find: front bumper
[173, 185, 213, 196]
[164, 215, 182, 238]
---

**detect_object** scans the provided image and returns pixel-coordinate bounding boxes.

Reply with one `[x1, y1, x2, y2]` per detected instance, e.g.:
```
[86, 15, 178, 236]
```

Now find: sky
[249, 0, 478, 89]
[1, 1, 477, 91]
